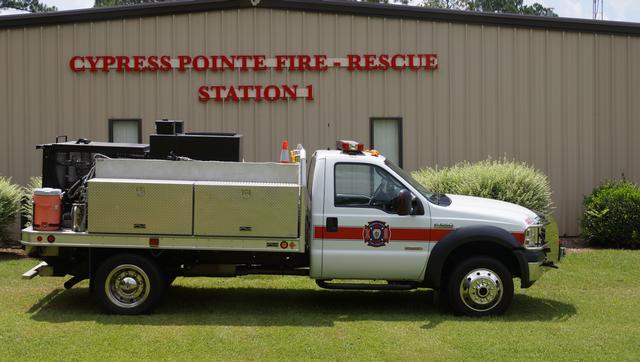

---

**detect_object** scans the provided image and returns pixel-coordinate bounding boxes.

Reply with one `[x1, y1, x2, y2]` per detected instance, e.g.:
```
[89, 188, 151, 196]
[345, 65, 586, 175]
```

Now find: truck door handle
[326, 217, 338, 232]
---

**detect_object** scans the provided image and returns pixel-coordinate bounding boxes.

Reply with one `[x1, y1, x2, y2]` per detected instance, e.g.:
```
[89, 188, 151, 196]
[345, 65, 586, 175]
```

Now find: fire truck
[21, 124, 562, 316]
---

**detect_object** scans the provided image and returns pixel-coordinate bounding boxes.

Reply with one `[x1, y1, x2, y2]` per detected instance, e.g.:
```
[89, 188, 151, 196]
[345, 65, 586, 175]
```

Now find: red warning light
[336, 140, 364, 154]
[280, 241, 289, 249]
[36, 235, 43, 242]
[47, 235, 55, 243]
[149, 238, 159, 247]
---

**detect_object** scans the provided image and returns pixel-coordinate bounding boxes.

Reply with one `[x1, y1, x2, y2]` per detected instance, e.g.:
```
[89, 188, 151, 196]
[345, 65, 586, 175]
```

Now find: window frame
[369, 117, 403, 168]
[333, 162, 407, 214]
[108, 118, 142, 143]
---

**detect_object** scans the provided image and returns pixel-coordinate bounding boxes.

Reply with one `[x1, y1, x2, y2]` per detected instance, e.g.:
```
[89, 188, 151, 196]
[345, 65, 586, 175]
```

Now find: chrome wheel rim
[105, 264, 150, 309]
[459, 268, 503, 312]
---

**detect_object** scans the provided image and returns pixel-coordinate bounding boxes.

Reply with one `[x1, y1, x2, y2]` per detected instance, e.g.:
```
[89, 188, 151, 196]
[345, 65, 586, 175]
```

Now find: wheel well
[440, 241, 521, 286]
[88, 249, 171, 278]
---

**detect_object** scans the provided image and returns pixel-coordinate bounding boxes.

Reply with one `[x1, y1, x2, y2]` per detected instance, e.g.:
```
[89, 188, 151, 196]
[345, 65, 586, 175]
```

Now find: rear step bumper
[22, 261, 50, 279]
[316, 280, 417, 291]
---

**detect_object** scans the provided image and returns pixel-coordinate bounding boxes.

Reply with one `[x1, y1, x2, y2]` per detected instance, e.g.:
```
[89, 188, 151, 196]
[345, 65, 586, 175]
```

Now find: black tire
[446, 256, 513, 317]
[92, 254, 166, 315]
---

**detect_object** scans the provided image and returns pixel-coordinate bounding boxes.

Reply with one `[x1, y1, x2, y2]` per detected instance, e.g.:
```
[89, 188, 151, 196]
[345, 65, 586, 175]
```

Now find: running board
[316, 280, 417, 291]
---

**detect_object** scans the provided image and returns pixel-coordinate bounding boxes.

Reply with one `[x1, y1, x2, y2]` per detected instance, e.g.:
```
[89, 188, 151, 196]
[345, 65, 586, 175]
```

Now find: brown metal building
[1, 0, 639, 236]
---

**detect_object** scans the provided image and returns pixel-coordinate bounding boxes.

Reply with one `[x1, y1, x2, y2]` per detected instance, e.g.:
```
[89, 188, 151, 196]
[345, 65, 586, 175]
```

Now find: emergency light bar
[337, 140, 364, 154]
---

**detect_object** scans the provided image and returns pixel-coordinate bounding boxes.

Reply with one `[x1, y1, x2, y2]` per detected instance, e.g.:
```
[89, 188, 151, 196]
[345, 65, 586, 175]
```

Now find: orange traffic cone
[279, 140, 291, 163]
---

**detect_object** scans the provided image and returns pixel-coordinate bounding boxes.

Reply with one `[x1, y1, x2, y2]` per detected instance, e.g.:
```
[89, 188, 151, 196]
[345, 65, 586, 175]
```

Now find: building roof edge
[0, 0, 639, 35]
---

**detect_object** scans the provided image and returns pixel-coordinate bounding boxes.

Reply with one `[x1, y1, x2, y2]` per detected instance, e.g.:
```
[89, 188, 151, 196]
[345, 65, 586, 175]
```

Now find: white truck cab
[21, 140, 562, 316]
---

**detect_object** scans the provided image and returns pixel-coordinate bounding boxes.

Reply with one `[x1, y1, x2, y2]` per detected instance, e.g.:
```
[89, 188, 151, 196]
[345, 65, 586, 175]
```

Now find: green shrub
[0, 177, 23, 242]
[582, 180, 640, 249]
[21, 176, 42, 227]
[411, 158, 553, 216]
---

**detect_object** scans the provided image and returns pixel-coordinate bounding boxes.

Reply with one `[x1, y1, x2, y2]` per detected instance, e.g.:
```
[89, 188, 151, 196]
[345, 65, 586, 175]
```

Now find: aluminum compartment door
[320, 161, 430, 281]
[87, 178, 194, 235]
[194, 181, 300, 238]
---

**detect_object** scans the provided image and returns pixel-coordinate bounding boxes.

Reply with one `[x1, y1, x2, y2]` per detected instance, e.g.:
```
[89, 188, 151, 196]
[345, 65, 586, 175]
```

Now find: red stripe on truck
[314, 226, 526, 244]
[313, 226, 443, 242]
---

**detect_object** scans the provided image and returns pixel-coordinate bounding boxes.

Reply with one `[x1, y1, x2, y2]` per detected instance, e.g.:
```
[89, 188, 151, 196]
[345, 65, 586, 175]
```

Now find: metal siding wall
[1, 8, 639, 236]
[0, 31, 7, 178]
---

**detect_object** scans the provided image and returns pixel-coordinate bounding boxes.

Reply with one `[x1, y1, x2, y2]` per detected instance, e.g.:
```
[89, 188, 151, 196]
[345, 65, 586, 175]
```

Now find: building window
[370, 118, 402, 167]
[109, 119, 142, 143]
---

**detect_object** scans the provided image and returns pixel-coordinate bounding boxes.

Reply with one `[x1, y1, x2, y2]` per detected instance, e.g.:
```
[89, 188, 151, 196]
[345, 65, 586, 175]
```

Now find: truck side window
[334, 163, 407, 214]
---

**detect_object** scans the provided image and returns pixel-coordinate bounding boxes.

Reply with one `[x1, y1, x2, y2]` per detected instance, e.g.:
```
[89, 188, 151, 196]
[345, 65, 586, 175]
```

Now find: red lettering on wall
[68, 53, 439, 102]
[237, 85, 252, 101]
[211, 85, 226, 101]
[159, 56, 172, 72]
[193, 55, 208, 71]
[147, 56, 159, 71]
[315, 55, 328, 71]
[102, 56, 116, 72]
[69, 56, 84, 72]
[178, 55, 191, 72]
[282, 84, 297, 100]
[86, 57, 101, 72]
[198, 85, 210, 102]
[254, 55, 267, 71]
[254, 85, 263, 102]
[306, 84, 314, 101]
[116, 56, 131, 72]
[220, 56, 235, 70]
[378, 54, 390, 70]
[347, 54, 362, 71]
[391, 54, 405, 70]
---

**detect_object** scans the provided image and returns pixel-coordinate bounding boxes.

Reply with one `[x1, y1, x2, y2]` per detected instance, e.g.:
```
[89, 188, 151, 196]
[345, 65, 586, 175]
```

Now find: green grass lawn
[1, 250, 639, 361]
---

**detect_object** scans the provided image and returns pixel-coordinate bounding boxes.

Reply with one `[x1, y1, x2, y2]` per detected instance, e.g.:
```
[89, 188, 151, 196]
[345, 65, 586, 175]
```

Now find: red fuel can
[33, 188, 63, 231]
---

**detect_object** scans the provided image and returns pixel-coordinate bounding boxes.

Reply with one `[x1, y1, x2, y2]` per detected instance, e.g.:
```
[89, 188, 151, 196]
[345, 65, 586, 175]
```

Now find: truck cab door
[319, 160, 431, 281]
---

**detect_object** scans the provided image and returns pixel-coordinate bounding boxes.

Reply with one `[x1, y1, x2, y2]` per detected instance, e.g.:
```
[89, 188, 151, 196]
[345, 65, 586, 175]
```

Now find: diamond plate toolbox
[88, 178, 194, 235]
[194, 181, 300, 238]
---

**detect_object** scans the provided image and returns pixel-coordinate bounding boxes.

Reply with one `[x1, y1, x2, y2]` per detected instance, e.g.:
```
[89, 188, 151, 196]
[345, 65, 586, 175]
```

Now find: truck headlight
[524, 225, 545, 247]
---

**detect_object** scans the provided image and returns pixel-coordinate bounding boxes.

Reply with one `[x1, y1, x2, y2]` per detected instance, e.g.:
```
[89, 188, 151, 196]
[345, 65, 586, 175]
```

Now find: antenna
[593, 0, 604, 20]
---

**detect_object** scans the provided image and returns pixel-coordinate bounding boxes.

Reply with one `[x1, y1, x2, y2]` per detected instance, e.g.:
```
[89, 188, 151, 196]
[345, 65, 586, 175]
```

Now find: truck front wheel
[446, 256, 513, 316]
[93, 254, 166, 315]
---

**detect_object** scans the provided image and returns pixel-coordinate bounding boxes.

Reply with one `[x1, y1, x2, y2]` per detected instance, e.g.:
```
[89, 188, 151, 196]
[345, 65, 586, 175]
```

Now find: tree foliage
[422, 0, 458, 9]
[92, 0, 554, 16]
[582, 180, 640, 249]
[0, 0, 57, 13]
[359, 0, 411, 4]
[94, 0, 173, 7]
[412, 158, 553, 216]
[0, 177, 22, 243]
[421, 0, 557, 16]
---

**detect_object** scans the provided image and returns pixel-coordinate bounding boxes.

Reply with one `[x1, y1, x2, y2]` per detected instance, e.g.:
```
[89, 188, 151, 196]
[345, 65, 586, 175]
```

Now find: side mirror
[397, 189, 413, 216]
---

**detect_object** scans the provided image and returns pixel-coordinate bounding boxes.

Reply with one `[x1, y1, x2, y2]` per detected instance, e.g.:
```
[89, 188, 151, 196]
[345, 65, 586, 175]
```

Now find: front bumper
[520, 218, 565, 287]
[523, 245, 566, 287]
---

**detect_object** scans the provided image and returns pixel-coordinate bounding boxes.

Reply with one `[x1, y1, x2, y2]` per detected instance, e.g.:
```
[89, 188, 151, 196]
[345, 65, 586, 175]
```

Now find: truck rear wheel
[93, 254, 166, 315]
[446, 256, 513, 317]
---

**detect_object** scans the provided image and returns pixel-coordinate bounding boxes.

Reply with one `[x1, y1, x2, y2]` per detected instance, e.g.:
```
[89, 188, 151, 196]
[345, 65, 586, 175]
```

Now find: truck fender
[424, 225, 528, 289]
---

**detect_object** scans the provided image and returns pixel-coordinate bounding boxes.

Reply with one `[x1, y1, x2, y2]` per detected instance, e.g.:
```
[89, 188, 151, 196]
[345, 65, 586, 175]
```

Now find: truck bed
[23, 158, 307, 254]
[21, 226, 305, 253]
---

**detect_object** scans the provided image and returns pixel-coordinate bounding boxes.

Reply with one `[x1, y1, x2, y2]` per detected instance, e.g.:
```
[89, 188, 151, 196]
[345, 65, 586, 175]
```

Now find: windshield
[384, 159, 433, 199]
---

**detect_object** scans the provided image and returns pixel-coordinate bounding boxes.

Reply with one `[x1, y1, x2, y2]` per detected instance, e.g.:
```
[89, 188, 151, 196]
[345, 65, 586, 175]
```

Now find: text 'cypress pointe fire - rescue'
[68, 54, 438, 102]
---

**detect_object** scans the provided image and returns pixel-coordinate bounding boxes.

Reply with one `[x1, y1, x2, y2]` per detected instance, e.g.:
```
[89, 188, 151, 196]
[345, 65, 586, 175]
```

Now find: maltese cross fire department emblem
[363, 220, 390, 248]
